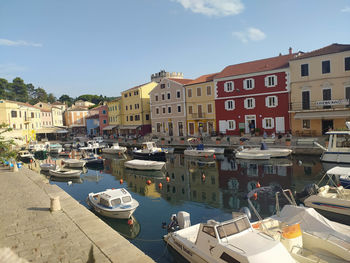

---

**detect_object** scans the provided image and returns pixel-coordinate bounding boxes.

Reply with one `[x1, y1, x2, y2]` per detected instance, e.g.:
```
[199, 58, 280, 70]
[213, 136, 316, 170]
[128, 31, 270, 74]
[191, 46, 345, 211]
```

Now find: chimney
[289, 47, 292, 55]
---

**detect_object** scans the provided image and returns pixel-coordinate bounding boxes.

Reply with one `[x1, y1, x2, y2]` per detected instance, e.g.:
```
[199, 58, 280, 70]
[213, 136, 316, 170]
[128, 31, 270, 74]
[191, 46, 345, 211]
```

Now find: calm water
[48, 153, 327, 263]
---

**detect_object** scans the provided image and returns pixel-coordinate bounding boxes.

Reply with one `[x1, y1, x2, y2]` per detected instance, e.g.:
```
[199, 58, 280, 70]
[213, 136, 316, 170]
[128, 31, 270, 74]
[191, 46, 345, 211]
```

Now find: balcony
[290, 99, 349, 112]
[189, 113, 207, 119]
[24, 117, 32, 124]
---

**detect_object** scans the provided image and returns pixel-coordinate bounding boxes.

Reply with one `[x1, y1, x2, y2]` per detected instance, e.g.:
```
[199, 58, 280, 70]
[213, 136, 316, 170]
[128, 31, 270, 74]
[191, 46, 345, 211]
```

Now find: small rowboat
[49, 168, 82, 178]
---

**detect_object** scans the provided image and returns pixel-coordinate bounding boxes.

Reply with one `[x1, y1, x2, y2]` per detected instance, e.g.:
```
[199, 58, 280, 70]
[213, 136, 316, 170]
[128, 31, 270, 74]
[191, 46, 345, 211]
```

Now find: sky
[1, 0, 350, 98]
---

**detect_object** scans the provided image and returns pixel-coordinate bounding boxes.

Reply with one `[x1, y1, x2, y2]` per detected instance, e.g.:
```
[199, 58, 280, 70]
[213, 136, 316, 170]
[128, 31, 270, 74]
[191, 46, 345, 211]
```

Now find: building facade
[106, 97, 122, 136]
[214, 52, 296, 136]
[35, 102, 64, 127]
[86, 114, 99, 136]
[64, 108, 89, 135]
[289, 43, 350, 136]
[119, 82, 157, 137]
[150, 78, 192, 138]
[184, 73, 217, 137]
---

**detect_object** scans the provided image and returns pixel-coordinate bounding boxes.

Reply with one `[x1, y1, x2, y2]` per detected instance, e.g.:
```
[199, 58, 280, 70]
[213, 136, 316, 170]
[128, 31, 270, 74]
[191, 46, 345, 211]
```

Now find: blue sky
[1, 0, 349, 98]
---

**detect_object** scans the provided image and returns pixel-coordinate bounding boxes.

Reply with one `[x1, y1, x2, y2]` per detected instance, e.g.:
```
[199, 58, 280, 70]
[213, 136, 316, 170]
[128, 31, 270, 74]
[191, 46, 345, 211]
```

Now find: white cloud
[341, 6, 350, 12]
[174, 0, 244, 16]
[233, 27, 266, 43]
[0, 38, 42, 47]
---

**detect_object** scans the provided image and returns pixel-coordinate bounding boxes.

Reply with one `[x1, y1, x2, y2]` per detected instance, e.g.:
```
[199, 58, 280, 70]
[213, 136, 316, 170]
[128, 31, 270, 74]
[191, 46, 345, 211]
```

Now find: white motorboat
[49, 168, 82, 178]
[235, 151, 271, 160]
[102, 143, 127, 154]
[184, 139, 215, 157]
[236, 143, 292, 158]
[316, 122, 350, 164]
[82, 153, 105, 166]
[40, 163, 56, 171]
[325, 166, 350, 189]
[87, 188, 139, 219]
[49, 143, 63, 154]
[62, 159, 86, 168]
[124, 159, 165, 171]
[18, 150, 34, 162]
[247, 187, 350, 262]
[164, 211, 295, 263]
[133, 142, 166, 161]
[79, 141, 102, 151]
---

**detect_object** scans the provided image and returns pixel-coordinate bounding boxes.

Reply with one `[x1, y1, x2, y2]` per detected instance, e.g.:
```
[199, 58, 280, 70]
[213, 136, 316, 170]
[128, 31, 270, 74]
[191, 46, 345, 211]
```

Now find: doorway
[168, 122, 173, 136]
[322, 120, 333, 135]
[188, 123, 194, 136]
[245, 115, 256, 134]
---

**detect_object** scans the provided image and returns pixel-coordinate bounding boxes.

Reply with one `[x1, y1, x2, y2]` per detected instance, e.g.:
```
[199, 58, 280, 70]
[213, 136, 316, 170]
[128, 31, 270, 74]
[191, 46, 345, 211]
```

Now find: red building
[95, 105, 109, 135]
[214, 52, 296, 135]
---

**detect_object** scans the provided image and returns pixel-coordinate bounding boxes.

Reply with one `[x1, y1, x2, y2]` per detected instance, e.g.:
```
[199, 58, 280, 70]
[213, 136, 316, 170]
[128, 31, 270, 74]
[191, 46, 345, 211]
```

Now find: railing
[290, 100, 349, 111]
[189, 113, 207, 119]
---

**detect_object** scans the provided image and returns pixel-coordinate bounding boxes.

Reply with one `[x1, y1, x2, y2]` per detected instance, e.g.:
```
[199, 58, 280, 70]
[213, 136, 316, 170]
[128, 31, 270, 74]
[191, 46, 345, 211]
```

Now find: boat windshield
[335, 134, 350, 148]
[217, 217, 250, 239]
[110, 198, 121, 206]
[122, 196, 131, 203]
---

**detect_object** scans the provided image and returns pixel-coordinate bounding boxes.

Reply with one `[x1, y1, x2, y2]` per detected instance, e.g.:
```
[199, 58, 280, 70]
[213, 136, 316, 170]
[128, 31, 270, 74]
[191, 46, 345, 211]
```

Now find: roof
[215, 53, 297, 79]
[86, 114, 99, 119]
[168, 78, 193, 85]
[123, 82, 153, 93]
[185, 73, 218, 85]
[291, 43, 350, 60]
[67, 107, 88, 111]
[52, 101, 65, 105]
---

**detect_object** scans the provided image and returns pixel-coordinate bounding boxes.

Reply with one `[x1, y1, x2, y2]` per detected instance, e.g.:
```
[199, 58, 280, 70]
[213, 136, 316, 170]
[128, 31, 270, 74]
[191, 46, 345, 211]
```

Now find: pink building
[95, 105, 109, 135]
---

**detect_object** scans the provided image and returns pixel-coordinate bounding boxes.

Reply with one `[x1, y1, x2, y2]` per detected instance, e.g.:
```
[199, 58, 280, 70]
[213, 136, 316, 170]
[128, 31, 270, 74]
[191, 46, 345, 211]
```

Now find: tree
[11, 77, 28, 102]
[47, 93, 56, 103]
[0, 78, 8, 99]
[0, 123, 17, 161]
[59, 94, 73, 107]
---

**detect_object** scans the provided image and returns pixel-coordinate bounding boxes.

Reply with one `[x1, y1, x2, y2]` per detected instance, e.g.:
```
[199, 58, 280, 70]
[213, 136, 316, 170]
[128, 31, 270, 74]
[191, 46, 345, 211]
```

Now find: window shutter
[262, 119, 266, 129]
[244, 99, 247, 109]
[274, 76, 277, 86]
[275, 96, 278, 106]
[224, 101, 227, 110]
[224, 83, 227, 92]
[271, 118, 275, 128]
[265, 97, 269, 107]
[264, 77, 268, 86]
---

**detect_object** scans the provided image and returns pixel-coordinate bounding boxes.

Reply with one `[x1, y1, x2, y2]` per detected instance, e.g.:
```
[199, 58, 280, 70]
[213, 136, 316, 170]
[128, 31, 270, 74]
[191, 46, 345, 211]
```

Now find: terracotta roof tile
[168, 78, 193, 85]
[215, 53, 297, 79]
[291, 43, 350, 60]
[185, 73, 218, 85]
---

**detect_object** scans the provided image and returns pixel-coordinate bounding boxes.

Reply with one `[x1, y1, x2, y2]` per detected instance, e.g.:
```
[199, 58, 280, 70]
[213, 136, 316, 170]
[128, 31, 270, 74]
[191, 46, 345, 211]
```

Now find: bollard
[50, 196, 61, 212]
[13, 162, 18, 172]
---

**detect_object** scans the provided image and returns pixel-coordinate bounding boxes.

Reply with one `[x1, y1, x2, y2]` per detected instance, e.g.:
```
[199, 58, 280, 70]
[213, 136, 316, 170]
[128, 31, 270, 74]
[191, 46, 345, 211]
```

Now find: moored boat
[87, 188, 139, 219]
[18, 150, 35, 162]
[236, 143, 292, 158]
[40, 163, 56, 171]
[235, 151, 271, 160]
[124, 159, 165, 171]
[49, 168, 82, 178]
[102, 143, 127, 154]
[62, 158, 86, 168]
[133, 142, 166, 161]
[184, 139, 215, 157]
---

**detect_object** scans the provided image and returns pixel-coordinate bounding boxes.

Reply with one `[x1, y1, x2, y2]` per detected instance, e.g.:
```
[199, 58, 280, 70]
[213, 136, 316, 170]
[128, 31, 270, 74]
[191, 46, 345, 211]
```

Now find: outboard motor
[177, 211, 191, 229]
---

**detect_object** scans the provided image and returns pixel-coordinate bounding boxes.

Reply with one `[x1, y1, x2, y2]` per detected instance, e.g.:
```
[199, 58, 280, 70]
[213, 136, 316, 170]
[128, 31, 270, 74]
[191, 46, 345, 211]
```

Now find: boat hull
[40, 164, 56, 171]
[49, 169, 82, 178]
[321, 152, 350, 164]
[235, 152, 271, 160]
[124, 160, 165, 171]
[133, 151, 166, 161]
[63, 160, 86, 168]
[304, 195, 350, 217]
[184, 150, 215, 157]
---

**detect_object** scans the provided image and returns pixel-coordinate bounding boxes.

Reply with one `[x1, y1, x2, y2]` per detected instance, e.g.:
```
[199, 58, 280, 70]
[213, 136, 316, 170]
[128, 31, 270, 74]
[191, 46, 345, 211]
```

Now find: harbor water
[48, 153, 326, 263]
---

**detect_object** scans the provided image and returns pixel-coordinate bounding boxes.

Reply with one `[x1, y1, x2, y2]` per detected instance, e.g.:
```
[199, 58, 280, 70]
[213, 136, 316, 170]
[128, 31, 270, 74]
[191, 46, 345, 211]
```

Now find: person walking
[249, 121, 255, 136]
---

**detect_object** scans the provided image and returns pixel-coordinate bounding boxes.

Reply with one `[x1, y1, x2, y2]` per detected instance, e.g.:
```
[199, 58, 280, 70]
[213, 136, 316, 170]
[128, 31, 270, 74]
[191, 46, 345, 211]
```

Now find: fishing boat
[18, 150, 34, 162]
[133, 142, 166, 161]
[49, 168, 82, 178]
[39, 163, 56, 171]
[164, 211, 295, 263]
[124, 159, 165, 171]
[62, 159, 86, 168]
[184, 139, 215, 157]
[236, 143, 292, 159]
[87, 188, 139, 219]
[102, 143, 127, 154]
[313, 122, 350, 164]
[246, 187, 350, 262]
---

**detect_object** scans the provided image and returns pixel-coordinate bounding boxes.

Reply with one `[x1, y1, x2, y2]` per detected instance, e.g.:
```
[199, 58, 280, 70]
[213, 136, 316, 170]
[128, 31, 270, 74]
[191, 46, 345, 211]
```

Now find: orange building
[64, 107, 89, 135]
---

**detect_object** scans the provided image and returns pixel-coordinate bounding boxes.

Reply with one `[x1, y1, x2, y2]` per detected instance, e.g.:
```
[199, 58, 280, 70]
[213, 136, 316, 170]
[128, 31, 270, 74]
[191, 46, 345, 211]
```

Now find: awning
[102, 125, 117, 131]
[294, 110, 350, 119]
[36, 127, 68, 134]
[118, 125, 141, 130]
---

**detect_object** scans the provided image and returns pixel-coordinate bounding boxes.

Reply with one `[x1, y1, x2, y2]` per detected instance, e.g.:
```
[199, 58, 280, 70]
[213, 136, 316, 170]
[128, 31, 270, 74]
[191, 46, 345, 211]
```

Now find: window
[188, 106, 193, 114]
[135, 115, 140, 121]
[146, 114, 149, 120]
[162, 107, 166, 114]
[188, 89, 192, 98]
[176, 91, 181, 98]
[129, 92, 131, 96]
[156, 108, 159, 114]
[224, 81, 234, 92]
[126, 106, 128, 110]
[134, 90, 139, 95]
[167, 93, 171, 100]
[263, 118, 274, 129]
[322, 60, 330, 74]
[130, 105, 132, 110]
[177, 105, 181, 112]
[303, 120, 310, 129]
[135, 104, 139, 109]
[227, 120, 236, 130]
[162, 93, 165, 100]
[103, 120, 107, 124]
[244, 98, 255, 109]
[301, 64, 309, 76]
[302, 91, 310, 110]
[207, 86, 211, 95]
[265, 75, 277, 87]
[13, 124, 16, 129]
[168, 106, 172, 114]
[202, 226, 216, 238]
[126, 116, 128, 121]
[102, 110, 106, 114]
[161, 84, 165, 89]
[243, 79, 255, 90]
[167, 82, 170, 88]
[130, 116, 134, 121]
[266, 96, 278, 108]
[156, 123, 161, 132]
[11, 110, 17, 118]
[225, 100, 235, 110]
[124, 94, 127, 98]
[155, 95, 159, 101]
[345, 57, 350, 71]
[207, 104, 212, 113]
[197, 87, 201, 96]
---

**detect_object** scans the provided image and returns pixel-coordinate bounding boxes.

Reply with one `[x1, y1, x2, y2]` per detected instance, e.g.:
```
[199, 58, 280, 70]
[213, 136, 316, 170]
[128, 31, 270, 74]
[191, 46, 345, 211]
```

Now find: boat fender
[239, 207, 251, 219]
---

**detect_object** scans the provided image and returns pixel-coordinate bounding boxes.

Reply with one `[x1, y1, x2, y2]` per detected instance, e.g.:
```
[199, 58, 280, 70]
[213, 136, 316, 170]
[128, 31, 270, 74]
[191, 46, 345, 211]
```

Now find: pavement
[0, 166, 154, 263]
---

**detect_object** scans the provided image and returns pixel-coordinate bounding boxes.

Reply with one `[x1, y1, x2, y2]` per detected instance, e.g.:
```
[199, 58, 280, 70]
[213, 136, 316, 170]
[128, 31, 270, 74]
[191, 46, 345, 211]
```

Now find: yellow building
[0, 100, 41, 143]
[106, 97, 122, 136]
[289, 44, 350, 136]
[119, 82, 157, 136]
[35, 102, 64, 127]
[184, 73, 217, 136]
